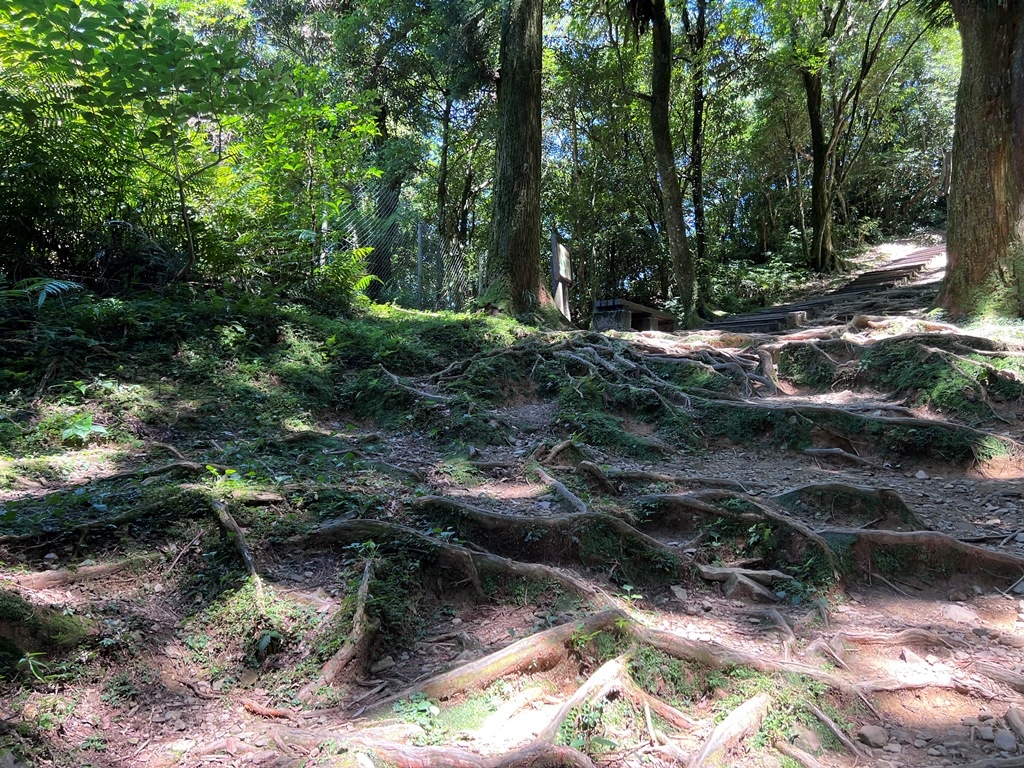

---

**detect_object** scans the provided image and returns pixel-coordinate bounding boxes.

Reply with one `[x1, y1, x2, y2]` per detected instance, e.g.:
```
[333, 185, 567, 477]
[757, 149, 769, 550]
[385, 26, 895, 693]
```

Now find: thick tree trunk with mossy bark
[647, 0, 696, 326]
[938, 3, 1024, 317]
[488, 0, 543, 314]
[802, 69, 837, 273]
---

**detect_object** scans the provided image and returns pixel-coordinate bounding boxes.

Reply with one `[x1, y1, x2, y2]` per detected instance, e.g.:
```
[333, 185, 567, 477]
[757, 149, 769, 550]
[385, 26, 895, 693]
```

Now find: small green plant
[206, 465, 239, 483]
[60, 413, 107, 445]
[80, 735, 107, 751]
[18, 651, 49, 682]
[617, 584, 643, 604]
[101, 671, 140, 706]
[393, 692, 440, 731]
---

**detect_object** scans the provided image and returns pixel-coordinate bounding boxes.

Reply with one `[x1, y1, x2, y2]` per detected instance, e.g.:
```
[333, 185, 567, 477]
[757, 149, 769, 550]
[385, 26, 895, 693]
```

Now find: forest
[5, 1, 1024, 768]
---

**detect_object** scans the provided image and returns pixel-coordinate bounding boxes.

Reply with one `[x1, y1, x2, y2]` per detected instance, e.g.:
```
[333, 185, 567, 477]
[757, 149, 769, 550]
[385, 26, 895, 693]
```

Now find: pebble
[452, 617, 463, 626]
[995, 731, 1018, 751]
[978, 726, 995, 741]
[916, 470, 929, 479]
[882, 743, 902, 753]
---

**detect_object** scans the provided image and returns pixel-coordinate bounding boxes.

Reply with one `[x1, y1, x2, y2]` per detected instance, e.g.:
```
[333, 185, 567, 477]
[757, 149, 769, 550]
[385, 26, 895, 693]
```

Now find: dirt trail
[6, 237, 1024, 768]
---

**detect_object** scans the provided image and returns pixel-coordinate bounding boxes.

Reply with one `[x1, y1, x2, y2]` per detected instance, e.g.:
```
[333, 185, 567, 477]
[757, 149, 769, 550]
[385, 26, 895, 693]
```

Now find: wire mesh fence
[330, 182, 481, 310]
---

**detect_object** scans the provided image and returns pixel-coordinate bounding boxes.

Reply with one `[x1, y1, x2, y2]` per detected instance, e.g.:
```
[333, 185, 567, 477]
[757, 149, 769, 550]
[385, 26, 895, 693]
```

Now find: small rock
[941, 604, 980, 624]
[914, 739, 929, 748]
[916, 470, 929, 479]
[978, 726, 995, 741]
[153, 583, 164, 593]
[883, 743, 903, 753]
[701, 601, 713, 612]
[451, 617, 463, 626]
[978, 711, 995, 721]
[790, 723, 821, 753]
[857, 725, 890, 748]
[303, 571, 313, 578]
[43, 552, 58, 562]
[670, 585, 688, 602]
[369, 656, 396, 673]
[722, 572, 778, 602]
[994, 730, 1018, 752]
[949, 588, 968, 602]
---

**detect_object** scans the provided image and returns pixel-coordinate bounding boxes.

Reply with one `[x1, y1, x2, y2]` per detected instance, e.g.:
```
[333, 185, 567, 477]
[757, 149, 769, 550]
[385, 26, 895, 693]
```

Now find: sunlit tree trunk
[648, 0, 695, 324]
[938, 2, 1024, 317]
[489, 0, 543, 313]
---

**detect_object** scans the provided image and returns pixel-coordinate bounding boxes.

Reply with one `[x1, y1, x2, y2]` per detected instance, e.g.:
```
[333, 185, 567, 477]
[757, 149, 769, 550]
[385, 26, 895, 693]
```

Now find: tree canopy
[0, 0, 971, 319]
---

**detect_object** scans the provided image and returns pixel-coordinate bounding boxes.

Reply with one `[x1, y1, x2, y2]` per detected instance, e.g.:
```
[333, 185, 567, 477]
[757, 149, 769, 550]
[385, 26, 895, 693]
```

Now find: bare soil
[6, 239, 1024, 768]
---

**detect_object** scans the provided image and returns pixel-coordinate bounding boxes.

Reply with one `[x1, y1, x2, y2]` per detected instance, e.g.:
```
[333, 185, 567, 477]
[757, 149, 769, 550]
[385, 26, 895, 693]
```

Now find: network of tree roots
[6, 300, 1024, 768]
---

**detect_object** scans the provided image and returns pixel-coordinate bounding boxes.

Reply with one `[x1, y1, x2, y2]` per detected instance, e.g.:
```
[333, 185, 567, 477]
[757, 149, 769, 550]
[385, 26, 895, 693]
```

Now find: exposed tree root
[773, 482, 927, 530]
[774, 739, 826, 768]
[340, 738, 598, 768]
[370, 610, 624, 711]
[412, 495, 684, 577]
[379, 364, 454, 403]
[578, 461, 748, 494]
[535, 468, 588, 514]
[103, 459, 233, 483]
[212, 500, 258, 579]
[834, 627, 965, 650]
[802, 700, 868, 758]
[636, 491, 841, 579]
[298, 558, 377, 703]
[818, 526, 1024, 580]
[801, 447, 878, 467]
[690, 693, 769, 768]
[973, 662, 1024, 695]
[15, 552, 162, 589]
[296, 516, 609, 608]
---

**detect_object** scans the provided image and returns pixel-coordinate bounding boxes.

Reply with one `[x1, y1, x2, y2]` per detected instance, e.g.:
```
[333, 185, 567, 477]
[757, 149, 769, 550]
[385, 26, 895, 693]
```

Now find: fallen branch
[298, 559, 377, 703]
[16, 553, 162, 590]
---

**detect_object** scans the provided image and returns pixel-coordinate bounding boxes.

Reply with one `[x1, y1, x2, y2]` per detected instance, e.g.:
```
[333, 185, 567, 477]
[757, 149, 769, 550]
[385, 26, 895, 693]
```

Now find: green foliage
[630, 646, 727, 706]
[59, 413, 107, 445]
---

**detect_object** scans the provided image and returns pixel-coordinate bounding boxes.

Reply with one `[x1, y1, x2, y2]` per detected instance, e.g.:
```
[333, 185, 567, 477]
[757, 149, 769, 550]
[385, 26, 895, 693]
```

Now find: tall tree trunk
[649, 0, 695, 324]
[938, 3, 1024, 317]
[685, 0, 709, 315]
[436, 94, 452, 307]
[489, 0, 543, 313]
[802, 69, 836, 272]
